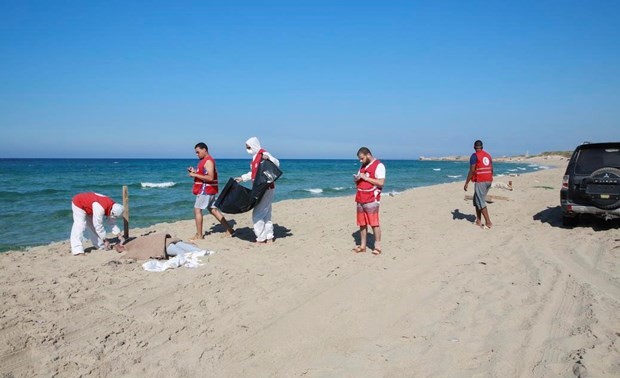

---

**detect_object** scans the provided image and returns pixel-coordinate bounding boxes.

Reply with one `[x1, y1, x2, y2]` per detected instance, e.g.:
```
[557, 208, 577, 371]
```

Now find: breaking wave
[141, 182, 176, 188]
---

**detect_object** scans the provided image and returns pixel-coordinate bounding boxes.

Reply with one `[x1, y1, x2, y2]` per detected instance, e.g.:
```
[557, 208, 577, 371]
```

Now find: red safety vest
[251, 149, 275, 189]
[192, 156, 219, 195]
[355, 159, 383, 203]
[473, 150, 493, 182]
[73, 192, 115, 216]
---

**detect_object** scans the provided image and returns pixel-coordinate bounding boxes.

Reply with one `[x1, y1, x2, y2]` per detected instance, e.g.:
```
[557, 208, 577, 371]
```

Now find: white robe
[241, 137, 280, 242]
[70, 202, 120, 255]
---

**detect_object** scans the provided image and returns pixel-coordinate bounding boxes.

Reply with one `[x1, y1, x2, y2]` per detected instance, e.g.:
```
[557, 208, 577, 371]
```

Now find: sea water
[0, 158, 544, 252]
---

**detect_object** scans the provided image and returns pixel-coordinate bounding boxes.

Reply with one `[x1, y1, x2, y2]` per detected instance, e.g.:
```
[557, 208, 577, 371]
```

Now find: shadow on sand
[451, 208, 476, 223]
[351, 229, 377, 250]
[533, 206, 620, 231]
[221, 223, 293, 243]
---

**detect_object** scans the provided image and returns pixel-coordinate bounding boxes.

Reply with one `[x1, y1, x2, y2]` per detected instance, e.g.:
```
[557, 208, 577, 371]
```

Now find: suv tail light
[562, 175, 569, 189]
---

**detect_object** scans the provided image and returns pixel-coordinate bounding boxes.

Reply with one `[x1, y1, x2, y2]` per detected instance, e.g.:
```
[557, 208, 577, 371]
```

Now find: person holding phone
[188, 142, 235, 240]
[352, 147, 386, 255]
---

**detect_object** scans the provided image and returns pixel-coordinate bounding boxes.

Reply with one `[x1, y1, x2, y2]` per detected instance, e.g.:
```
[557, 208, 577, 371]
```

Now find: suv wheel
[586, 167, 620, 210]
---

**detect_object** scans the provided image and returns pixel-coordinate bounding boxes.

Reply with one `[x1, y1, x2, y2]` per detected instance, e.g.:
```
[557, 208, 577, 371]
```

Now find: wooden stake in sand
[122, 185, 129, 238]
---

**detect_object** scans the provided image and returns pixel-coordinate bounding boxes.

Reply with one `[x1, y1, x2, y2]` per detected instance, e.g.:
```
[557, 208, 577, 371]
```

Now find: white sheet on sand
[142, 250, 214, 272]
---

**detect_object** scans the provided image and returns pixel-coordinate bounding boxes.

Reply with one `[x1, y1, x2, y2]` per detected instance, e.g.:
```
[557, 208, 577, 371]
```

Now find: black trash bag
[251, 159, 283, 201]
[214, 159, 283, 214]
[214, 178, 255, 214]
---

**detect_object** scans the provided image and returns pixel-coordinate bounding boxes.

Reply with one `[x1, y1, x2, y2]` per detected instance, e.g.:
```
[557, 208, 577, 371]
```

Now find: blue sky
[1, 1, 619, 159]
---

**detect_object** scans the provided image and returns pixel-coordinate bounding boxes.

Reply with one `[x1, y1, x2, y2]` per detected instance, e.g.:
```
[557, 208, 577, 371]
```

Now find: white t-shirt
[374, 163, 386, 179]
[358, 161, 386, 179]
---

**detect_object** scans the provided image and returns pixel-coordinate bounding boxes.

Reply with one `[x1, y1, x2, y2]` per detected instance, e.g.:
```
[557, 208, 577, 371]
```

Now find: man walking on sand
[71, 192, 124, 256]
[464, 140, 493, 229]
[188, 142, 234, 240]
[235, 137, 280, 244]
[352, 147, 386, 255]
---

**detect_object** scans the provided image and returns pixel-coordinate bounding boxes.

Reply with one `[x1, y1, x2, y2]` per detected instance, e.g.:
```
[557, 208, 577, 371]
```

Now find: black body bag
[214, 159, 283, 214]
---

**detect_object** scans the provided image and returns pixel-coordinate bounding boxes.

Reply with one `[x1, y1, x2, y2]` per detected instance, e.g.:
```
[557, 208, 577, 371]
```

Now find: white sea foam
[333, 187, 346, 191]
[387, 191, 402, 196]
[508, 169, 518, 172]
[496, 174, 506, 177]
[433, 168, 441, 171]
[141, 182, 176, 188]
[447, 175, 462, 178]
[538, 166, 551, 170]
[306, 188, 323, 194]
[517, 167, 527, 171]
[528, 164, 538, 167]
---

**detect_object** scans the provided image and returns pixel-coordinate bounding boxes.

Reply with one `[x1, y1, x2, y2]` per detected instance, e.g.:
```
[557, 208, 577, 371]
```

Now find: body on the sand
[188, 142, 234, 240]
[464, 140, 493, 229]
[235, 137, 280, 244]
[70, 192, 124, 256]
[352, 147, 385, 255]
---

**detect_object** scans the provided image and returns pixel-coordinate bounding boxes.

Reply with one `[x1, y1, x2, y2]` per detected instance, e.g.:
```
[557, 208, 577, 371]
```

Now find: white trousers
[252, 188, 275, 242]
[70, 203, 100, 255]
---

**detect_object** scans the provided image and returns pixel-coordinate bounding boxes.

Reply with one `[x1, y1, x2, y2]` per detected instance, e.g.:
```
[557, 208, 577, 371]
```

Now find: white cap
[111, 203, 124, 217]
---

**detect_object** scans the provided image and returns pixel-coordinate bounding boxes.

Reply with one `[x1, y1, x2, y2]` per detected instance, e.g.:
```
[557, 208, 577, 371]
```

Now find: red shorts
[356, 202, 380, 227]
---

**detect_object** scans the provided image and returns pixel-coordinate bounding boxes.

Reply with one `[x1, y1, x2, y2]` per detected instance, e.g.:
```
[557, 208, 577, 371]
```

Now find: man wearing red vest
[464, 140, 494, 229]
[188, 142, 235, 240]
[353, 147, 386, 255]
[235, 137, 280, 244]
[71, 192, 124, 256]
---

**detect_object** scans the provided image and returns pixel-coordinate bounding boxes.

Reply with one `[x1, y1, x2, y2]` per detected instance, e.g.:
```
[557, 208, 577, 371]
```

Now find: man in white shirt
[353, 147, 386, 255]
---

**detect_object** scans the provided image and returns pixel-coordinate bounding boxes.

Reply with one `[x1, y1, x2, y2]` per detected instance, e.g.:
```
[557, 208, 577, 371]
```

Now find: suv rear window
[574, 148, 620, 174]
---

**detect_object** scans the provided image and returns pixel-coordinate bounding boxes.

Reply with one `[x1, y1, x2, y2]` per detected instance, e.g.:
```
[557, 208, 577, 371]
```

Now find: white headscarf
[245, 137, 262, 155]
[111, 203, 124, 218]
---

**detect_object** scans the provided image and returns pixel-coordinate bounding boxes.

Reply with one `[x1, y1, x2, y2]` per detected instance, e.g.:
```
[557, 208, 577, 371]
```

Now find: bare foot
[114, 244, 126, 253]
[190, 233, 204, 241]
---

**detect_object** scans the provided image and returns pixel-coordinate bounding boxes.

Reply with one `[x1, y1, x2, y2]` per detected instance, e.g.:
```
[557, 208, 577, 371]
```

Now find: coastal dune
[1, 157, 619, 377]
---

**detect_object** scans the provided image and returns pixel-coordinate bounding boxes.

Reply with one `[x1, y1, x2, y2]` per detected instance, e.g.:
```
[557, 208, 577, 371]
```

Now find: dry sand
[1, 156, 619, 377]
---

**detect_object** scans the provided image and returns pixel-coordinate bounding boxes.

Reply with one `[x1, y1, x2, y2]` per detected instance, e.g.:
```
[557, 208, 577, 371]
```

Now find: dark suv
[560, 142, 620, 226]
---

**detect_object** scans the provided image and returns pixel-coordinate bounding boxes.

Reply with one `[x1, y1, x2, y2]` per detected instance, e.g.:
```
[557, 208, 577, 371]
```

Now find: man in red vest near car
[352, 147, 386, 255]
[71, 192, 124, 256]
[464, 140, 494, 229]
[188, 142, 235, 240]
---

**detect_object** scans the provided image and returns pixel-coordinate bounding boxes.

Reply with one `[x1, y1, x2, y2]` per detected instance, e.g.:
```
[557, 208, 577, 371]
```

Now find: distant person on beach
[235, 137, 280, 244]
[464, 140, 493, 229]
[352, 147, 385, 255]
[188, 142, 235, 240]
[70, 192, 124, 256]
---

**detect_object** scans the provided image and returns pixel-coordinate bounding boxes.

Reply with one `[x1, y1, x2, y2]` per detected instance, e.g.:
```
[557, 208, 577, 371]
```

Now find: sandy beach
[1, 156, 618, 377]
